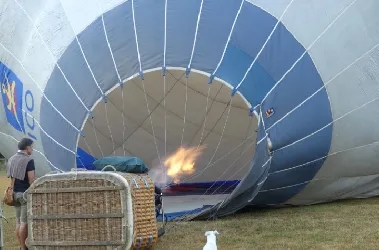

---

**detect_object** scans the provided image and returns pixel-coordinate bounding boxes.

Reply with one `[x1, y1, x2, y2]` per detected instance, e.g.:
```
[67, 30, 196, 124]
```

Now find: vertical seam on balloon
[183, 99, 234, 183]
[103, 103, 115, 155]
[257, 134, 268, 145]
[163, 0, 168, 183]
[202, 140, 255, 196]
[196, 86, 211, 149]
[257, 174, 268, 187]
[205, 134, 256, 173]
[59, 0, 105, 96]
[180, 76, 189, 146]
[239, 116, 255, 157]
[72, 35, 105, 95]
[173, 139, 256, 222]
[163, 0, 167, 68]
[235, 0, 295, 90]
[212, 157, 271, 217]
[89, 119, 105, 158]
[188, 0, 204, 69]
[208, 117, 255, 198]
[238, 156, 272, 199]
[266, 43, 379, 132]
[223, 159, 252, 193]
[256, 106, 268, 144]
[59, 0, 119, 156]
[212, 0, 245, 76]
[132, 0, 142, 72]
[76, 155, 85, 168]
[82, 137, 94, 157]
[190, 84, 224, 147]
[97, 0, 128, 156]
[140, 78, 164, 179]
[195, 89, 230, 147]
[259, 106, 266, 131]
[14, 0, 89, 112]
[163, 75, 167, 157]
[210, 154, 253, 196]
[258, 0, 357, 105]
[117, 74, 184, 146]
[185, 0, 244, 182]
[95, 1, 128, 158]
[275, 96, 379, 152]
[175, 133, 256, 185]
[121, 89, 127, 156]
[97, 0, 122, 85]
[206, 135, 256, 176]
[96, 0, 128, 157]
[131, 0, 164, 178]
[247, 158, 272, 202]
[180, 0, 204, 147]
[74, 68, 183, 165]
[0, 131, 62, 171]
[80, 115, 109, 158]
[260, 158, 271, 170]
[0, 41, 82, 134]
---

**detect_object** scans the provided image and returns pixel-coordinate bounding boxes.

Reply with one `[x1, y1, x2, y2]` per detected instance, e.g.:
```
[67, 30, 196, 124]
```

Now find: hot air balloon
[1, 0, 379, 221]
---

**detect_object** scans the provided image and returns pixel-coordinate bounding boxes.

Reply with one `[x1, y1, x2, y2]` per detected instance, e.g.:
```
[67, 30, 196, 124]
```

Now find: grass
[1, 170, 20, 249]
[1, 172, 379, 250]
[155, 199, 379, 250]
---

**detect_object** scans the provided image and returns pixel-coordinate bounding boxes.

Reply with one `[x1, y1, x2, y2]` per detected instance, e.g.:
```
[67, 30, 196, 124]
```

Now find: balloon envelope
[1, 0, 379, 219]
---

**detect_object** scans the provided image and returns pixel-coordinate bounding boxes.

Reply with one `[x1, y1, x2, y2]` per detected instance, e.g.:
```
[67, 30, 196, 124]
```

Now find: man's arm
[26, 159, 36, 185]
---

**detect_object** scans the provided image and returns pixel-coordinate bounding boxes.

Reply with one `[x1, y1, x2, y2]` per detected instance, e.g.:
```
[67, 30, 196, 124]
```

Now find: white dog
[203, 230, 219, 250]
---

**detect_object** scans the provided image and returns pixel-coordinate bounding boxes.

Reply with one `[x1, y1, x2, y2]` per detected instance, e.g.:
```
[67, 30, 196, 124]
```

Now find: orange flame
[164, 145, 206, 183]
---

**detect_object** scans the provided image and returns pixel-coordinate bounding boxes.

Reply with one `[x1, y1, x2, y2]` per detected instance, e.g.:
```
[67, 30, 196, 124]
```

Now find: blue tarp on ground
[156, 205, 214, 222]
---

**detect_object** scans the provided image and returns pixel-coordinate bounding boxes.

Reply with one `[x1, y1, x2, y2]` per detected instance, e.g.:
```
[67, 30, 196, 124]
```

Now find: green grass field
[1, 172, 379, 249]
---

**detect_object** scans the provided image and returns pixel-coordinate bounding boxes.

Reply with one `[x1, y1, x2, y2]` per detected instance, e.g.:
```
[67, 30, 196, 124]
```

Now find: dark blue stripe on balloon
[257, 22, 305, 82]
[215, 43, 256, 88]
[190, 0, 242, 73]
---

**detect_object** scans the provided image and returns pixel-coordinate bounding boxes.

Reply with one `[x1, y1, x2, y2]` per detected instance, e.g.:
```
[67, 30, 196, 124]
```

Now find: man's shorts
[14, 192, 27, 225]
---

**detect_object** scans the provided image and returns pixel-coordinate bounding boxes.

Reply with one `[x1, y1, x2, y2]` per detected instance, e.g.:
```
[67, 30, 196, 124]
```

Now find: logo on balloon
[1, 68, 25, 132]
[0, 62, 37, 141]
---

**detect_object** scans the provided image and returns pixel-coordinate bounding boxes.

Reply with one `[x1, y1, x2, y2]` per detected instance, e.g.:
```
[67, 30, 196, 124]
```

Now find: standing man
[6, 138, 35, 250]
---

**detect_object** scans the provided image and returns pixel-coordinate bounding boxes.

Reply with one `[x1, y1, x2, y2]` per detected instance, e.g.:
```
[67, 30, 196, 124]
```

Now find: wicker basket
[26, 170, 158, 249]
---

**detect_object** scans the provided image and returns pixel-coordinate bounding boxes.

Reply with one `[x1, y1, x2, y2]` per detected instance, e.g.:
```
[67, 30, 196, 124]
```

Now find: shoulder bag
[3, 177, 15, 206]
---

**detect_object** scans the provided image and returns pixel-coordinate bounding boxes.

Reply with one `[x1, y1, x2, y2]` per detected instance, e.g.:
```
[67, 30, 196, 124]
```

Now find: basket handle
[71, 168, 87, 172]
[46, 170, 64, 175]
[101, 165, 116, 172]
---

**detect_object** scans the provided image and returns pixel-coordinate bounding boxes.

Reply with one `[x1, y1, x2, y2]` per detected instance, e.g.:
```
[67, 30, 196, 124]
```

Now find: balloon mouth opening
[77, 67, 259, 216]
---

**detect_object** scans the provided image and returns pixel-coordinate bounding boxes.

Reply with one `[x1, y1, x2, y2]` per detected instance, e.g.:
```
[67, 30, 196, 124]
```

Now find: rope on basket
[101, 165, 117, 172]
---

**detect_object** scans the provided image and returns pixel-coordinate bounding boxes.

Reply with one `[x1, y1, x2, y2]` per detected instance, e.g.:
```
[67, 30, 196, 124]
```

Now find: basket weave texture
[26, 171, 158, 249]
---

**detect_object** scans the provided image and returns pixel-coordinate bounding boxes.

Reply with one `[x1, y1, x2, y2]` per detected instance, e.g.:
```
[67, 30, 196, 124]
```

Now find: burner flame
[163, 145, 206, 183]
